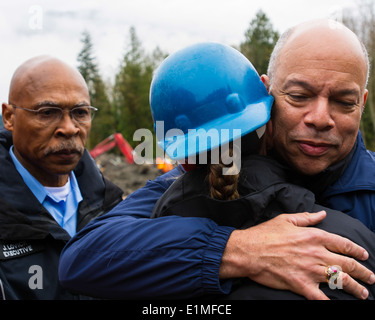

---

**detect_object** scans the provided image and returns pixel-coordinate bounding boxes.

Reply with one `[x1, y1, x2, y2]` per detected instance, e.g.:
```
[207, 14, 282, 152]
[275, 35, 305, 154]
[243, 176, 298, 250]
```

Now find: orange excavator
[90, 133, 134, 164]
[90, 133, 174, 173]
[156, 157, 174, 173]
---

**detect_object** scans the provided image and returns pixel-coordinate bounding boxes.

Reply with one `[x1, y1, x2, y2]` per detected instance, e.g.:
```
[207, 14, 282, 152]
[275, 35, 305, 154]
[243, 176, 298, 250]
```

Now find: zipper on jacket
[0, 278, 5, 300]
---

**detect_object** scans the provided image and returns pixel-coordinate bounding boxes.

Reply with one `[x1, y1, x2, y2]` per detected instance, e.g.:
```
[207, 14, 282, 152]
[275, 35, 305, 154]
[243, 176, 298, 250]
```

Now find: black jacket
[153, 154, 375, 300]
[0, 129, 123, 299]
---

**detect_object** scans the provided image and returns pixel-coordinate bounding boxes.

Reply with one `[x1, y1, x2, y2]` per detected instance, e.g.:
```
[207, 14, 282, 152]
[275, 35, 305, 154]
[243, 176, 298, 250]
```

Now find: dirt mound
[94, 153, 163, 197]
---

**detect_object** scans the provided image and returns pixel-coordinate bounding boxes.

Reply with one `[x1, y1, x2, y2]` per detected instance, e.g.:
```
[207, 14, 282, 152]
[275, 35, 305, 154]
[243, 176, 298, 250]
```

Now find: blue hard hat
[149, 42, 274, 160]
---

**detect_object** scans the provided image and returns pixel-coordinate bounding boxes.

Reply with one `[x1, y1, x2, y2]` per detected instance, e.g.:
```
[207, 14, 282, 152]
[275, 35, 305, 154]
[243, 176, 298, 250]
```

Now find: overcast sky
[0, 0, 359, 104]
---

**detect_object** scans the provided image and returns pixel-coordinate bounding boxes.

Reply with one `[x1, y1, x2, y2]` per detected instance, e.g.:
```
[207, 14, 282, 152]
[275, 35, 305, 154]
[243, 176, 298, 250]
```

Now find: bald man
[0, 56, 123, 299]
[60, 20, 375, 300]
[224, 20, 374, 299]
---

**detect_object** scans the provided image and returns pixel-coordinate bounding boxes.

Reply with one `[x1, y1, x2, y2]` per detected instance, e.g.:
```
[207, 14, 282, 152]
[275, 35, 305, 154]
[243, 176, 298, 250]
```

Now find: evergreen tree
[114, 27, 166, 148]
[77, 31, 97, 91]
[240, 10, 279, 75]
[342, 1, 375, 150]
[77, 31, 115, 149]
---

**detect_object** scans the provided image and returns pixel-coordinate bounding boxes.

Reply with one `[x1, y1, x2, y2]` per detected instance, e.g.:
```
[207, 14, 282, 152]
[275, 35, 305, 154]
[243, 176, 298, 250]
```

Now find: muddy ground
[94, 153, 163, 197]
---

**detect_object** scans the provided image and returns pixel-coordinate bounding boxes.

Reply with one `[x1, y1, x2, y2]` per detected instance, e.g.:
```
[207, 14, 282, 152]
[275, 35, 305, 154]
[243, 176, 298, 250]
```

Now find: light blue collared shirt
[10, 146, 82, 237]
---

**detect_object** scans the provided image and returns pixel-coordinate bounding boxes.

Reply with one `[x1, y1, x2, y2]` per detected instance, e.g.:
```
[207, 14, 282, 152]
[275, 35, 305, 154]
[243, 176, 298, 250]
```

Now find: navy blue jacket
[320, 132, 375, 231]
[59, 132, 375, 299]
[0, 129, 123, 299]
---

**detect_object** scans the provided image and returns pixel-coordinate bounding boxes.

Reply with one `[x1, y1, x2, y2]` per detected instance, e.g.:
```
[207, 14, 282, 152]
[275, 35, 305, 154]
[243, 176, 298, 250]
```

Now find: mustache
[44, 141, 85, 156]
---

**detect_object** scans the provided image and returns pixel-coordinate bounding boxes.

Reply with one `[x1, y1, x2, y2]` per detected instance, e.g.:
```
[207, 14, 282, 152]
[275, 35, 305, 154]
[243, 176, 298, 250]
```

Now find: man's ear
[260, 74, 270, 93]
[2, 103, 15, 131]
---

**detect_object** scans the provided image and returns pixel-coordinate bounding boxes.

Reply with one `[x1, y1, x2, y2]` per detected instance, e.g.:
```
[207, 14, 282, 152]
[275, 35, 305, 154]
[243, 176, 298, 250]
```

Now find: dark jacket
[152, 154, 375, 300]
[0, 129, 123, 300]
[58, 132, 375, 300]
[319, 132, 375, 231]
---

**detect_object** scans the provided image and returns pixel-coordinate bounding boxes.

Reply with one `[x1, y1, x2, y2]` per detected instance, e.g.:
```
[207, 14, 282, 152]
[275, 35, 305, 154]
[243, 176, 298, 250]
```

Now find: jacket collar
[322, 131, 375, 197]
[0, 129, 123, 241]
[267, 131, 375, 199]
[267, 133, 359, 200]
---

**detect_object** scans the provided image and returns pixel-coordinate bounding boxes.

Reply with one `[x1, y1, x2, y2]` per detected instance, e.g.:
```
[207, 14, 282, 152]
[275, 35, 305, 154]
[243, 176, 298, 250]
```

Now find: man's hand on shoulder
[220, 211, 375, 300]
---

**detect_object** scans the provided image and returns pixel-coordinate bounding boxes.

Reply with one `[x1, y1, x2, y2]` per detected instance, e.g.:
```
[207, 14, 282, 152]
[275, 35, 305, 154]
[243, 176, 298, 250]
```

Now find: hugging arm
[59, 168, 234, 299]
[59, 169, 374, 300]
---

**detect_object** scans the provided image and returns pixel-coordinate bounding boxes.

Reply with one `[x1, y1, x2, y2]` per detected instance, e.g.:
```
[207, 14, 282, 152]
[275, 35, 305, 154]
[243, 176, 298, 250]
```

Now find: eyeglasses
[11, 105, 98, 124]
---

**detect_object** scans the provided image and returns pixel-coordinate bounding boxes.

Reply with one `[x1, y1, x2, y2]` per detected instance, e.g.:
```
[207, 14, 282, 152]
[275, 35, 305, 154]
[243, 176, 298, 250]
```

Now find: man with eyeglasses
[0, 55, 123, 299]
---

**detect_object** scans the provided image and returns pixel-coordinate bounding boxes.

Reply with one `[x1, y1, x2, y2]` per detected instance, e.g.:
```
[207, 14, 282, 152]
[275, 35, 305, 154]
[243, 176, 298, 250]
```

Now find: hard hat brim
[159, 96, 273, 160]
